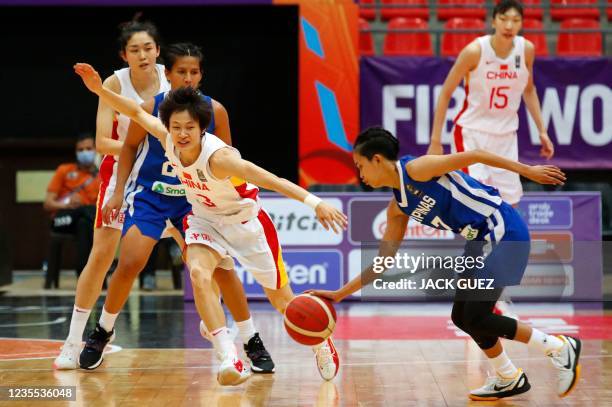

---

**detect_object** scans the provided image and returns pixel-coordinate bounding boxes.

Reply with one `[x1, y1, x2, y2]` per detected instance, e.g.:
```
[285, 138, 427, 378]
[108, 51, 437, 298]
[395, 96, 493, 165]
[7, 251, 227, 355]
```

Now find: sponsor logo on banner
[259, 198, 343, 245]
[236, 250, 343, 297]
[152, 181, 186, 196]
[517, 197, 572, 228]
[372, 209, 454, 240]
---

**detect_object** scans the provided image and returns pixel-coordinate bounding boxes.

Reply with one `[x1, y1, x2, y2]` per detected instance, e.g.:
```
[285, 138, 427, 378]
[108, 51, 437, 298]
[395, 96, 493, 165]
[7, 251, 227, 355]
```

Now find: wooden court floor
[1, 303, 612, 406]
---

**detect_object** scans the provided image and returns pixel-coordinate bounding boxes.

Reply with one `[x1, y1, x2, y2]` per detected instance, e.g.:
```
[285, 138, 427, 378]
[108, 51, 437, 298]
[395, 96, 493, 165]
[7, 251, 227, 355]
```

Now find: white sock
[311, 338, 328, 352]
[99, 307, 118, 332]
[210, 327, 236, 356]
[528, 329, 564, 355]
[236, 318, 257, 345]
[67, 306, 91, 343]
[488, 350, 519, 379]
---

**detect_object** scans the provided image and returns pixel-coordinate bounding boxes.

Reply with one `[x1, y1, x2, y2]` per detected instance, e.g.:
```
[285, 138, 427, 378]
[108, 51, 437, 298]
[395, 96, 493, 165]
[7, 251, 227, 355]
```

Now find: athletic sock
[99, 307, 118, 332]
[528, 329, 564, 355]
[210, 327, 236, 356]
[236, 318, 257, 345]
[67, 306, 91, 343]
[488, 350, 519, 379]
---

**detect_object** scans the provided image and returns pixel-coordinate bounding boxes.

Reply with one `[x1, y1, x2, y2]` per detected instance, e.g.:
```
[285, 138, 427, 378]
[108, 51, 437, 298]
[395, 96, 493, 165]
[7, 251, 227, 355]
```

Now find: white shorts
[183, 209, 289, 290]
[94, 155, 124, 230]
[452, 125, 523, 205]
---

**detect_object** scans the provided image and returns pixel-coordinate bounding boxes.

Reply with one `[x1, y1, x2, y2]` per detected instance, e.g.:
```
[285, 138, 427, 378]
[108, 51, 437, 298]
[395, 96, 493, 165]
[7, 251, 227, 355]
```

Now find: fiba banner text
[361, 57, 611, 168]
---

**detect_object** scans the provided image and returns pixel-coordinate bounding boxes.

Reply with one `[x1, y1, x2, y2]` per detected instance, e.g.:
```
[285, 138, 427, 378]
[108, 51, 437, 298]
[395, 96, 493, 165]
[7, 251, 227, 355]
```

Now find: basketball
[284, 294, 337, 346]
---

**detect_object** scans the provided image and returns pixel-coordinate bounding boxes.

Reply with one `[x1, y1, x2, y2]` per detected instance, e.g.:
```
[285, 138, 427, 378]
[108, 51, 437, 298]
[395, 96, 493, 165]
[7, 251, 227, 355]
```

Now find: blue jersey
[393, 155, 504, 241]
[128, 91, 216, 194]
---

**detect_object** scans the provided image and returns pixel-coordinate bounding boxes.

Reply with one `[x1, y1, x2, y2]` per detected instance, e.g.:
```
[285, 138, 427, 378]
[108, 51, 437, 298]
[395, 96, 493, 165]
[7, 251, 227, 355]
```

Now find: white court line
[0, 353, 609, 371]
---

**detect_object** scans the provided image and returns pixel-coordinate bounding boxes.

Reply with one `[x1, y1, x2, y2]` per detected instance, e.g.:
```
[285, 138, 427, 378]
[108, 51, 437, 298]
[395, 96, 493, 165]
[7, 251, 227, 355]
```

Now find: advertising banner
[184, 192, 602, 301]
[361, 57, 612, 168]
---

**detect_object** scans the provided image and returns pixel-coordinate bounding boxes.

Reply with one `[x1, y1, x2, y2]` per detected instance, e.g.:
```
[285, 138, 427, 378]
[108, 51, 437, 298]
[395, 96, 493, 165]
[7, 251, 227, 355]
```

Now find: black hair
[159, 86, 212, 130]
[492, 0, 524, 18]
[117, 14, 161, 52]
[353, 126, 399, 161]
[162, 43, 205, 72]
[76, 131, 94, 143]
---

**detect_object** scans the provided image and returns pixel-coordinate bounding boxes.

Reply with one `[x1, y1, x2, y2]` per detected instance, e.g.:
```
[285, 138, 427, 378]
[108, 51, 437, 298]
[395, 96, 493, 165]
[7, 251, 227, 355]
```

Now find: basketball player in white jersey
[75, 63, 347, 384]
[427, 0, 554, 317]
[54, 19, 171, 369]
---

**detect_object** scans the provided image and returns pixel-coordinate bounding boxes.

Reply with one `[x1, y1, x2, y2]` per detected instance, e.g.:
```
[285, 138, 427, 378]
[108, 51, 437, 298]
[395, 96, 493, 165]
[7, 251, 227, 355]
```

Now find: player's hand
[67, 194, 82, 209]
[102, 192, 123, 225]
[426, 140, 444, 155]
[539, 132, 554, 160]
[315, 202, 348, 234]
[524, 165, 565, 186]
[304, 289, 344, 303]
[74, 63, 103, 94]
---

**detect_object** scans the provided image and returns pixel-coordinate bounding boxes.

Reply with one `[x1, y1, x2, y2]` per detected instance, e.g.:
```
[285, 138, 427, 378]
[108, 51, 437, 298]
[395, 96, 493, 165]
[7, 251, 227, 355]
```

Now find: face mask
[77, 150, 96, 166]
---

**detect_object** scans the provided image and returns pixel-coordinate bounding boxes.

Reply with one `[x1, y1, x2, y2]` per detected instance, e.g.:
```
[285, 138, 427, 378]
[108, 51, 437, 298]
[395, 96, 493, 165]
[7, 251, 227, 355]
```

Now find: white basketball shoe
[217, 352, 251, 386]
[53, 340, 81, 370]
[548, 335, 582, 397]
[314, 337, 340, 381]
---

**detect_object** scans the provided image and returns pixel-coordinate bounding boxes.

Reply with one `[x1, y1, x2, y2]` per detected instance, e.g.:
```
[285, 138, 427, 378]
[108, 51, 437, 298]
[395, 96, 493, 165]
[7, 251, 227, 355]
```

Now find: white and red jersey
[165, 133, 262, 225]
[455, 35, 529, 135]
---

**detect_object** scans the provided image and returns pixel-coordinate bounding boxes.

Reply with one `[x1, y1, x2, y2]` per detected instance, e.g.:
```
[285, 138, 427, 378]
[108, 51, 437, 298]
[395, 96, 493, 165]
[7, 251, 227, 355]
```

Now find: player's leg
[78, 225, 157, 369]
[186, 243, 250, 385]
[53, 226, 121, 370]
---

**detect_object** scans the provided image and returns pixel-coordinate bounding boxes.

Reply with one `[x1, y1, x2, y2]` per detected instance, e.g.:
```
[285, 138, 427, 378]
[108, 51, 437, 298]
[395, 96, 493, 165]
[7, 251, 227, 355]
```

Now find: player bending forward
[75, 63, 347, 385]
[310, 127, 581, 401]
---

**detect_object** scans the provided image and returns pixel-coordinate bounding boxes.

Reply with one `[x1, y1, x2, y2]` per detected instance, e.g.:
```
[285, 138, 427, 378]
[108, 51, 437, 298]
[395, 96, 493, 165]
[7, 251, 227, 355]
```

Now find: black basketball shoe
[244, 333, 275, 373]
[79, 323, 115, 370]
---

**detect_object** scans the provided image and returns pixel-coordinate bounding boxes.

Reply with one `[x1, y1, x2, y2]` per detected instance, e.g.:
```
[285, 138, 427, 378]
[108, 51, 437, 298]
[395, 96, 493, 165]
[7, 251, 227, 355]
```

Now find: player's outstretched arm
[208, 148, 348, 233]
[74, 63, 168, 142]
[308, 199, 409, 302]
[405, 149, 566, 186]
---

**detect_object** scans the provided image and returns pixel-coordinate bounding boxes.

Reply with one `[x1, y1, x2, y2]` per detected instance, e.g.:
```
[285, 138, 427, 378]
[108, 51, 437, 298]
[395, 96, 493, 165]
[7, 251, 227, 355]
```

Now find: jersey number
[195, 193, 216, 208]
[489, 86, 509, 110]
[431, 216, 452, 231]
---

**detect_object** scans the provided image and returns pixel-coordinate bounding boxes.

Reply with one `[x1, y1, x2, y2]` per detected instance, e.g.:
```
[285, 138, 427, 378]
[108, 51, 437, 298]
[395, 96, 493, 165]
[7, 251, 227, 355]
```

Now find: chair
[550, 0, 599, 20]
[383, 17, 432, 56]
[522, 0, 544, 19]
[359, 0, 376, 21]
[441, 18, 485, 57]
[437, 0, 486, 20]
[522, 18, 548, 56]
[557, 18, 602, 56]
[359, 18, 375, 56]
[381, 0, 429, 20]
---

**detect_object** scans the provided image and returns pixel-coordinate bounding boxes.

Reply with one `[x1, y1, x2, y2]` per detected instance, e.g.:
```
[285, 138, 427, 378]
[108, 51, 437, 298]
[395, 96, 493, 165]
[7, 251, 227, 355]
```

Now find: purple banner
[184, 191, 602, 301]
[360, 56, 612, 168]
[0, 0, 271, 5]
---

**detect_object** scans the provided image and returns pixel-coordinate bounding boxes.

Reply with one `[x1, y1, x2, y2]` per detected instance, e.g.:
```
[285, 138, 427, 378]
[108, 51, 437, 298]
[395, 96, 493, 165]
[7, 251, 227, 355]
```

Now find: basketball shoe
[79, 323, 115, 370]
[314, 337, 340, 381]
[218, 352, 251, 386]
[244, 333, 275, 373]
[548, 335, 582, 397]
[53, 340, 81, 370]
[469, 369, 531, 401]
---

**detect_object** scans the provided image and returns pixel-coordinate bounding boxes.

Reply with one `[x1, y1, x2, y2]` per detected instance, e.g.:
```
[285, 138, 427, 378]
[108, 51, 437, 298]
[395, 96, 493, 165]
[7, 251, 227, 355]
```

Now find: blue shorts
[463, 202, 530, 287]
[123, 188, 191, 241]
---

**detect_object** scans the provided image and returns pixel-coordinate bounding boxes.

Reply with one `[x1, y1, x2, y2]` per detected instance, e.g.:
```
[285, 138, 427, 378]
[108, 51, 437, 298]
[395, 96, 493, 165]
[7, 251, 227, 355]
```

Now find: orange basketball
[284, 294, 337, 346]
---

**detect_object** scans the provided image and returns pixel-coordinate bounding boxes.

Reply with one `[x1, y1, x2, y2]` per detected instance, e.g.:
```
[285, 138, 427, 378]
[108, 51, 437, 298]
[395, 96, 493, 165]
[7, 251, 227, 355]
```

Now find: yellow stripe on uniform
[277, 245, 289, 288]
[230, 176, 246, 187]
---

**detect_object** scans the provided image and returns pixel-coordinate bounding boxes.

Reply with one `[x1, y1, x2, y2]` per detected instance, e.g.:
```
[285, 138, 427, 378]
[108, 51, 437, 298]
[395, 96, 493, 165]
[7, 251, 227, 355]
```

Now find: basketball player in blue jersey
[310, 127, 582, 400]
[78, 43, 274, 377]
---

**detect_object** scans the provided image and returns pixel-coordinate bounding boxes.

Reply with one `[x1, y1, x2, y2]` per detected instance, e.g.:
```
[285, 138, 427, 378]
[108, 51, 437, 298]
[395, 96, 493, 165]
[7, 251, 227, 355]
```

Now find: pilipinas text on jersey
[392, 155, 503, 240]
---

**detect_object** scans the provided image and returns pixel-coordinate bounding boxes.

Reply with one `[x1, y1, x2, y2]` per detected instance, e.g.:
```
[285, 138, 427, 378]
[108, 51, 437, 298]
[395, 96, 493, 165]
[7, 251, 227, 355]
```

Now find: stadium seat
[520, 0, 544, 19]
[437, 0, 486, 20]
[557, 18, 602, 56]
[381, 0, 429, 20]
[359, 0, 376, 21]
[359, 18, 375, 56]
[550, 0, 599, 21]
[383, 17, 432, 56]
[522, 18, 548, 56]
[441, 18, 485, 57]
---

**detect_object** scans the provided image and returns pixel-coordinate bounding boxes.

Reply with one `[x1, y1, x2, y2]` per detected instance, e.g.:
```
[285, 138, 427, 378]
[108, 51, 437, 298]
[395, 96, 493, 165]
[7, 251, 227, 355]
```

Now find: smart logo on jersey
[152, 181, 186, 196]
[236, 250, 342, 297]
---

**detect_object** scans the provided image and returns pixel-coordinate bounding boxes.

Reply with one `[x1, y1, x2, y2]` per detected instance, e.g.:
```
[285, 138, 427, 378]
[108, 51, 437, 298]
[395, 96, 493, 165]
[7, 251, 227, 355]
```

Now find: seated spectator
[44, 133, 100, 277]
